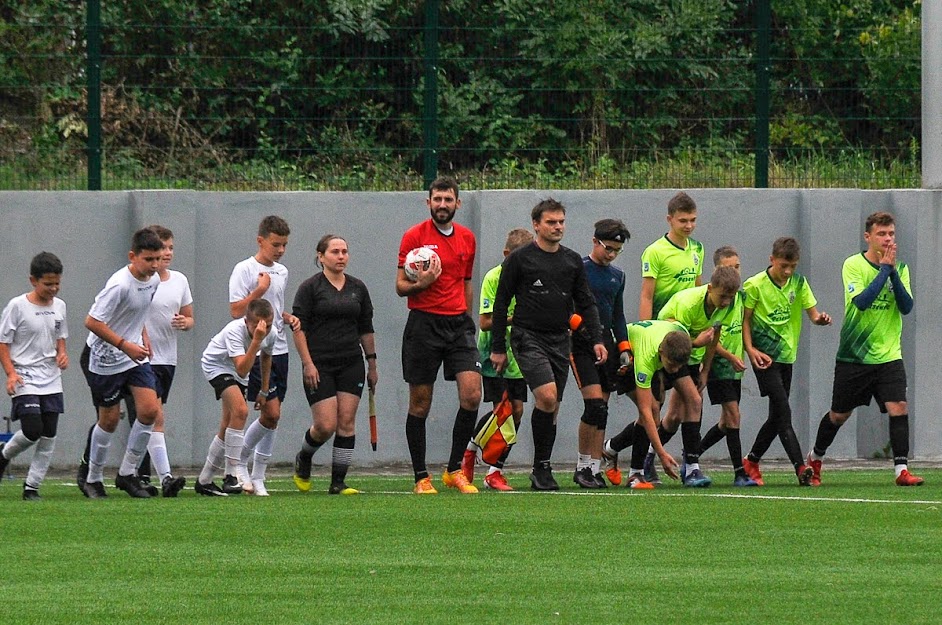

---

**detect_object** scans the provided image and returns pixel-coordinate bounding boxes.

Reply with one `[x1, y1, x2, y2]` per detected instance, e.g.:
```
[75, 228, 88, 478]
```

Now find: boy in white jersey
[79, 229, 163, 499]
[139, 225, 193, 497]
[808, 212, 923, 486]
[195, 299, 275, 496]
[0, 252, 68, 500]
[228, 216, 300, 495]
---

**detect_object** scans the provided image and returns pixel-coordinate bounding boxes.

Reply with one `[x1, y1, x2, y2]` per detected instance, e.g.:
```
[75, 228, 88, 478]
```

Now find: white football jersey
[201, 318, 276, 385]
[229, 256, 288, 355]
[0, 294, 68, 396]
[146, 270, 193, 366]
[85, 266, 159, 375]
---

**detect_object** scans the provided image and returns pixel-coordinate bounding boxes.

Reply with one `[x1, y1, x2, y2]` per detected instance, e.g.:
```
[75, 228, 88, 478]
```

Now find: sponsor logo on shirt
[847, 284, 856, 293]
[483, 298, 491, 307]
[532, 279, 543, 287]
[34, 310, 56, 316]
[643, 262, 650, 272]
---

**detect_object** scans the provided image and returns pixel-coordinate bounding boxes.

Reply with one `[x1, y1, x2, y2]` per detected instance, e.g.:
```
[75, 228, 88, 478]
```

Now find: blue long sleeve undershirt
[851, 264, 913, 314]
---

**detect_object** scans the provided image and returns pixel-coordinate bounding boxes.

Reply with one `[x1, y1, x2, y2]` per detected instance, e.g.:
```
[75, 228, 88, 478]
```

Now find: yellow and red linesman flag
[368, 387, 378, 451]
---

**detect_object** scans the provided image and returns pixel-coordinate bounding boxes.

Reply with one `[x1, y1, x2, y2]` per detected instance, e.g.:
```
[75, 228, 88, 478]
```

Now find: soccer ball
[403, 247, 439, 281]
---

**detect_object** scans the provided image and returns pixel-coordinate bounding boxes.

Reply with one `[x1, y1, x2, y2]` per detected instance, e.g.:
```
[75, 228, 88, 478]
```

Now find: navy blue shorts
[247, 353, 289, 402]
[152, 364, 176, 404]
[11, 393, 64, 420]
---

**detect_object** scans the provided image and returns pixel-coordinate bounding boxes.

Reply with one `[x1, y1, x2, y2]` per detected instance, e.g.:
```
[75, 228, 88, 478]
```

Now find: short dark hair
[247, 298, 274, 320]
[660, 331, 692, 365]
[30, 251, 63, 278]
[667, 192, 696, 216]
[710, 265, 741, 292]
[594, 218, 630, 244]
[865, 211, 895, 232]
[504, 228, 533, 253]
[147, 224, 173, 242]
[712, 245, 739, 267]
[771, 236, 800, 261]
[531, 198, 566, 223]
[429, 176, 459, 198]
[131, 228, 164, 254]
[259, 215, 290, 238]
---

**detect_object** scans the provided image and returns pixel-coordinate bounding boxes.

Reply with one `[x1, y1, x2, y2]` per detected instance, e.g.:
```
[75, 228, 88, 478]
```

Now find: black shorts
[707, 378, 741, 406]
[209, 374, 246, 401]
[614, 365, 667, 403]
[663, 362, 698, 390]
[570, 338, 619, 393]
[248, 353, 289, 402]
[753, 362, 792, 398]
[304, 355, 366, 405]
[482, 376, 528, 404]
[11, 393, 64, 420]
[151, 364, 176, 404]
[830, 359, 907, 414]
[401, 310, 480, 385]
[511, 326, 571, 401]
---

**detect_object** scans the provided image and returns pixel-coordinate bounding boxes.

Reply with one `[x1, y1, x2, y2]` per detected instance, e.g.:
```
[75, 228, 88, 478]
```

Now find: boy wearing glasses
[570, 219, 632, 488]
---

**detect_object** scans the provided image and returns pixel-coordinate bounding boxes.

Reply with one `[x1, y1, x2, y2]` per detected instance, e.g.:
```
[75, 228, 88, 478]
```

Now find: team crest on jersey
[789, 291, 796, 304]
[643, 262, 650, 272]
[54, 320, 61, 332]
[693, 253, 700, 265]
[483, 298, 491, 307]
[637, 372, 648, 383]
[847, 284, 855, 293]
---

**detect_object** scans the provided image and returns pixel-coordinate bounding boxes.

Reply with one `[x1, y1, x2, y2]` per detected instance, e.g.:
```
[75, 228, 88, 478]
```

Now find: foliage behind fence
[0, 0, 922, 190]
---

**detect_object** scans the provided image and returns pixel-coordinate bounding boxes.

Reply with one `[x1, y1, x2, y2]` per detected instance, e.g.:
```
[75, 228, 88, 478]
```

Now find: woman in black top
[291, 234, 377, 494]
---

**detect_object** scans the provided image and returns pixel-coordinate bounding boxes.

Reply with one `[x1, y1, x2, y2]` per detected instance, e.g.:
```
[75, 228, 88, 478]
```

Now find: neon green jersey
[627, 319, 688, 389]
[657, 284, 737, 365]
[711, 291, 745, 380]
[836, 253, 909, 364]
[743, 269, 817, 364]
[478, 265, 521, 378]
[641, 235, 704, 319]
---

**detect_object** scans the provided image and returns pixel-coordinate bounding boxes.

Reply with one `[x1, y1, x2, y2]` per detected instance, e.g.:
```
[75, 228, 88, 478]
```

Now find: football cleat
[573, 466, 602, 489]
[442, 469, 478, 494]
[483, 471, 513, 491]
[733, 474, 759, 487]
[626, 472, 655, 490]
[22, 487, 41, 501]
[82, 480, 108, 499]
[593, 472, 608, 488]
[684, 468, 712, 488]
[413, 476, 438, 494]
[642, 452, 662, 485]
[139, 476, 159, 497]
[221, 474, 244, 495]
[797, 464, 814, 486]
[195, 480, 228, 496]
[461, 448, 478, 482]
[806, 453, 822, 487]
[161, 475, 187, 498]
[896, 469, 924, 487]
[293, 451, 312, 492]
[115, 473, 152, 498]
[742, 457, 764, 486]
[328, 482, 360, 495]
[529, 462, 560, 491]
[601, 446, 622, 486]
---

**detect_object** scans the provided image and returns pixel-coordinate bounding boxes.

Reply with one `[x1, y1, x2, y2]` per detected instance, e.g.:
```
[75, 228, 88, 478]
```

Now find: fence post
[422, 0, 439, 189]
[754, 0, 771, 188]
[924, 0, 942, 189]
[86, 0, 102, 190]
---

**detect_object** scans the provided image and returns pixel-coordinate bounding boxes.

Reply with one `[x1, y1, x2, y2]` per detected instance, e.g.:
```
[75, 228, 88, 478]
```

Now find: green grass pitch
[2, 468, 941, 625]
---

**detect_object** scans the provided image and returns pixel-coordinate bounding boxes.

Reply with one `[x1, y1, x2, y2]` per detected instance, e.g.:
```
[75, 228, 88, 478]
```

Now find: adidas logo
[533, 279, 543, 287]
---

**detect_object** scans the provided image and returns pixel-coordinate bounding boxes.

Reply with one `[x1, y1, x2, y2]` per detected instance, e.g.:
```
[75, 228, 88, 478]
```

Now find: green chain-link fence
[0, 0, 921, 191]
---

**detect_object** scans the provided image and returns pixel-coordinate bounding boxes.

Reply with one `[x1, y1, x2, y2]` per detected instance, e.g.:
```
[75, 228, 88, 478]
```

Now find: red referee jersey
[399, 220, 476, 316]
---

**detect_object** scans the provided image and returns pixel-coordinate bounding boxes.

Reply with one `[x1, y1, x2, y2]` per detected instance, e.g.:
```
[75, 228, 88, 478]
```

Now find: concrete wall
[1, 189, 939, 473]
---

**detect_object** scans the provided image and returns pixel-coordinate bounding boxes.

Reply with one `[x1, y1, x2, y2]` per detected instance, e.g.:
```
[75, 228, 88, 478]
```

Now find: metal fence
[0, 1, 922, 191]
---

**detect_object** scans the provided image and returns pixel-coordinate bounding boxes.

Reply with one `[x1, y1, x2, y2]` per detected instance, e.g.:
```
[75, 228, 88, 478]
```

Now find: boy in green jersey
[601, 320, 689, 487]
[808, 212, 923, 486]
[462, 228, 533, 491]
[698, 247, 758, 486]
[639, 191, 704, 321]
[742, 237, 831, 486]
[637, 191, 704, 482]
[638, 265, 738, 487]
